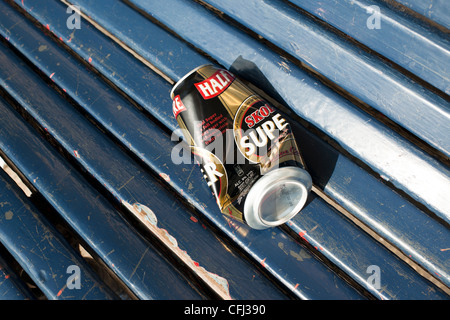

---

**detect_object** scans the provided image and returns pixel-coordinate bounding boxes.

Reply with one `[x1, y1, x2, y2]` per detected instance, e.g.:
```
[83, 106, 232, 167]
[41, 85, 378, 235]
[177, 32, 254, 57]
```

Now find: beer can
[171, 65, 312, 229]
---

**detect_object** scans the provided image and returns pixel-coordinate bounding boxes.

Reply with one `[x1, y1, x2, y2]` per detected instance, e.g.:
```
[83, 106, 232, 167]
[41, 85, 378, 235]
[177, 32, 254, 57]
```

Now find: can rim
[256, 180, 308, 226]
[170, 64, 214, 99]
[243, 166, 312, 230]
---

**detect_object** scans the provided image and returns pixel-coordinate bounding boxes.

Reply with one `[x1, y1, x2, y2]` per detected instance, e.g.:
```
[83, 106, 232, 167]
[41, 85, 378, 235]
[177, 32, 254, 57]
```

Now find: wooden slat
[288, 0, 450, 94]
[390, 0, 450, 29]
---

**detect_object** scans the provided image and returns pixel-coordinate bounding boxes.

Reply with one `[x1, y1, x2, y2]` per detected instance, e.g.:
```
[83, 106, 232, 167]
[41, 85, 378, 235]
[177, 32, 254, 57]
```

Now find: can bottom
[244, 167, 312, 230]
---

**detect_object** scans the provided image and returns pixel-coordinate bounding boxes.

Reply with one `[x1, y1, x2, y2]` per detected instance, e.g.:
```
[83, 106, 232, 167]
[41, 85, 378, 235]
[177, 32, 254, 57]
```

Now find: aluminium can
[171, 65, 312, 229]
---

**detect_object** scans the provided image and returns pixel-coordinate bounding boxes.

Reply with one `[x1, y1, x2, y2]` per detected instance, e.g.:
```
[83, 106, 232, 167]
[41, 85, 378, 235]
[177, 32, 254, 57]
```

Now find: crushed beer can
[171, 65, 312, 229]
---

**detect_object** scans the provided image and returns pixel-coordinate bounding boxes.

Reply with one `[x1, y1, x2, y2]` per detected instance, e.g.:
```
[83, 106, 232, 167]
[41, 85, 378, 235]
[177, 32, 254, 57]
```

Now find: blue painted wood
[5, 0, 449, 298]
[201, 0, 450, 160]
[287, 0, 450, 95]
[391, 0, 450, 29]
[124, 0, 450, 225]
[0, 94, 204, 300]
[0, 166, 116, 299]
[0, 23, 366, 297]
[1, 0, 372, 298]
[0, 254, 34, 300]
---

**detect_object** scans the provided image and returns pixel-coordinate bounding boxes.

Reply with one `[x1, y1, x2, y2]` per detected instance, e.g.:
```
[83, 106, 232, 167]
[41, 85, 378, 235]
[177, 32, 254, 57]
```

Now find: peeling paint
[4, 210, 13, 220]
[122, 201, 232, 300]
[277, 59, 291, 74]
[159, 172, 170, 182]
[290, 249, 311, 261]
[38, 45, 48, 52]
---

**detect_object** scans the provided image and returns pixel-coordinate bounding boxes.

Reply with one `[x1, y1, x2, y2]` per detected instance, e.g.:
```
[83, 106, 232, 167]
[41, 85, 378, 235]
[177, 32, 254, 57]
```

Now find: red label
[244, 103, 276, 128]
[194, 70, 235, 99]
[173, 95, 187, 118]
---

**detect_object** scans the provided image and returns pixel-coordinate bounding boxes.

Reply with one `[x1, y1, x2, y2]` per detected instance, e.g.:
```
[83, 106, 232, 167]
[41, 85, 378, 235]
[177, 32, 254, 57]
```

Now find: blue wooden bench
[0, 0, 448, 300]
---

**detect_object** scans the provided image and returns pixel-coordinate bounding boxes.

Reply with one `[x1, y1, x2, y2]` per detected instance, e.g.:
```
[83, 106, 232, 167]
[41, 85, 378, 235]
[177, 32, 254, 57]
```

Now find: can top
[170, 64, 214, 100]
[243, 166, 312, 229]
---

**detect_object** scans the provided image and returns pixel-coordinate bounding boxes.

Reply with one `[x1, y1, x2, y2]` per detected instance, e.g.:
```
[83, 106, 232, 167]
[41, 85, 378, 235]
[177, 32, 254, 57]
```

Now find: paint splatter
[56, 288, 64, 297]
[5, 211, 13, 220]
[298, 230, 308, 243]
[260, 257, 267, 268]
